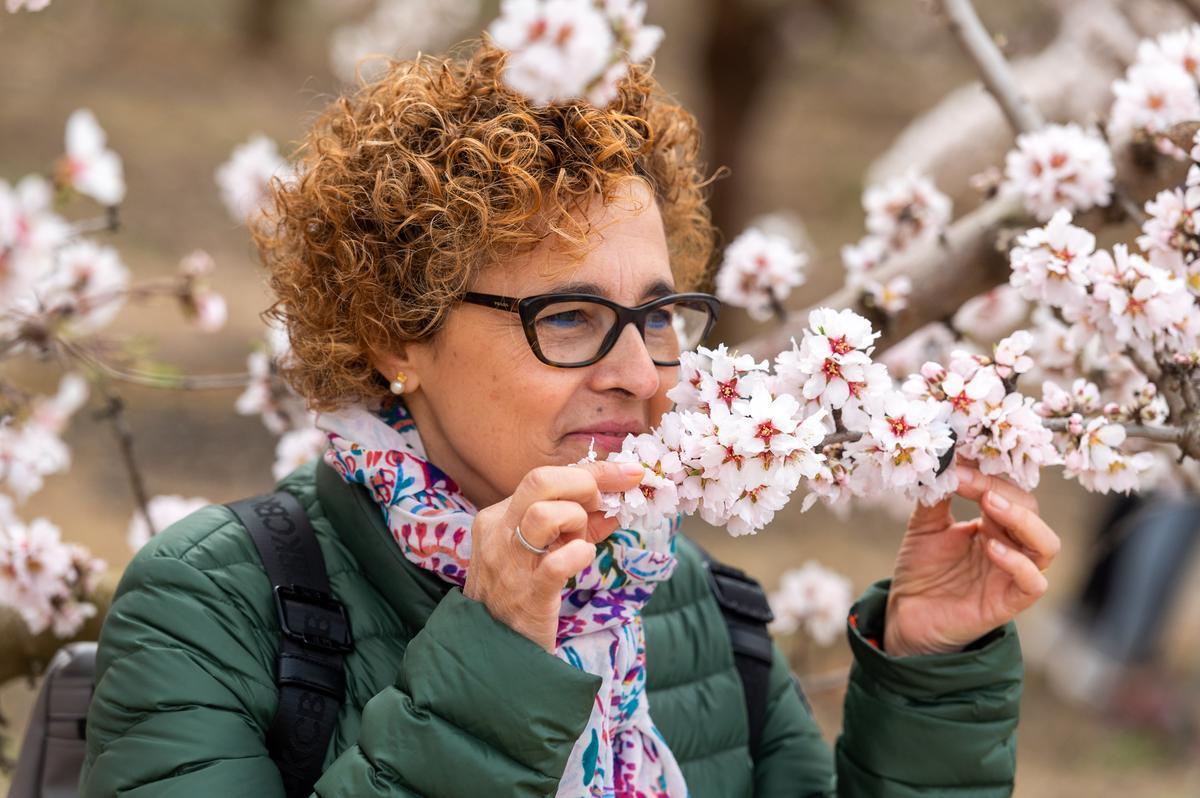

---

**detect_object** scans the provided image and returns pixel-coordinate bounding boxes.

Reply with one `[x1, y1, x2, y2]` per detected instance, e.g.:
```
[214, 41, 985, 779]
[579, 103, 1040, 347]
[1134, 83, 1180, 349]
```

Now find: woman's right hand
[463, 460, 646, 652]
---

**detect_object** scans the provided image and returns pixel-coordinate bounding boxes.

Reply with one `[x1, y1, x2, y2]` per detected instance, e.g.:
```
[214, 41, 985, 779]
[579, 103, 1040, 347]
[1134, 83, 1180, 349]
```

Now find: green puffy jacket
[79, 455, 1024, 797]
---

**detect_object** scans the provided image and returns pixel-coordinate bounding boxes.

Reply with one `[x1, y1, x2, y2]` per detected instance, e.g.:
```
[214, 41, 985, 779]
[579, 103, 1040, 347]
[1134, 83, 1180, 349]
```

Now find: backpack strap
[697, 550, 773, 759]
[225, 490, 353, 798]
[693, 543, 812, 761]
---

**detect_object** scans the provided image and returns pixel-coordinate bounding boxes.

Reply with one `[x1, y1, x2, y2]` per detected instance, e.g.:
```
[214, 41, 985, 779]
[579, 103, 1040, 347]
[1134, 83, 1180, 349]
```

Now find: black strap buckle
[273, 585, 353, 653]
[703, 560, 775, 625]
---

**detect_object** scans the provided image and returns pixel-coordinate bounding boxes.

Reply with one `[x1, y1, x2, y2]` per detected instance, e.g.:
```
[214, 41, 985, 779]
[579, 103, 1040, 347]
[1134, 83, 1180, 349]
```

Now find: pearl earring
[389, 371, 408, 395]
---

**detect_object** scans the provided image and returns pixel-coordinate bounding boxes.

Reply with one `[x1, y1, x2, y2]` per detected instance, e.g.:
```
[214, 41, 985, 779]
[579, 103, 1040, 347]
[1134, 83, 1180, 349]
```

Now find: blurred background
[4, 0, 1200, 794]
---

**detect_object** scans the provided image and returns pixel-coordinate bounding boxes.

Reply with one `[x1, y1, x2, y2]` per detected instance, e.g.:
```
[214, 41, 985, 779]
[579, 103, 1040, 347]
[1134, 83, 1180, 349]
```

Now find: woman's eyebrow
[548, 279, 677, 300]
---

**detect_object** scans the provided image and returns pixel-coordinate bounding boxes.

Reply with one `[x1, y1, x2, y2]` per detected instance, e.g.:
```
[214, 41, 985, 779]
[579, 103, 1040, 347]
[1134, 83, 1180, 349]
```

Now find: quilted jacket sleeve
[753, 578, 1023, 798]
[79, 511, 602, 798]
[313, 588, 602, 796]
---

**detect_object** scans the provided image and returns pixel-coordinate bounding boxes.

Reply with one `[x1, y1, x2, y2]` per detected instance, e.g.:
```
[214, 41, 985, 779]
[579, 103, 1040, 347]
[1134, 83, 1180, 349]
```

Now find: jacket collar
[314, 456, 453, 626]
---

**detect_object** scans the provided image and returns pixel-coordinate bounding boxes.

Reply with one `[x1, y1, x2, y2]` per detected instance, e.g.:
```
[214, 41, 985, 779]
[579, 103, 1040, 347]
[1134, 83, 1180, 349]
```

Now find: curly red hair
[254, 41, 716, 411]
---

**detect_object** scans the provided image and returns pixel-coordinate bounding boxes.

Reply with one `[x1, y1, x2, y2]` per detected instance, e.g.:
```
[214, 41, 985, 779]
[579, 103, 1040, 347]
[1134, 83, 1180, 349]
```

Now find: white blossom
[274, 426, 330, 481]
[715, 227, 807, 321]
[0, 513, 104, 637]
[127, 495, 211, 552]
[768, 561, 853, 646]
[1110, 61, 1200, 144]
[488, 0, 659, 108]
[1063, 417, 1156, 493]
[862, 170, 952, 252]
[1003, 124, 1114, 221]
[63, 109, 125, 206]
[1009, 209, 1096, 308]
[216, 134, 289, 224]
[7, 0, 53, 11]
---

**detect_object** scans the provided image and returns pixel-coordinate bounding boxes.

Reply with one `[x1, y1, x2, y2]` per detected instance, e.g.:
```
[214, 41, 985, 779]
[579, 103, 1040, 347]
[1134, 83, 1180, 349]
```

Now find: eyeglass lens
[532, 299, 711, 365]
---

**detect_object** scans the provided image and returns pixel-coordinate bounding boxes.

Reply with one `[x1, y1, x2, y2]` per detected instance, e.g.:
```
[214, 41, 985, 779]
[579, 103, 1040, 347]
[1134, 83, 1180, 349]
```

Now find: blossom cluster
[0, 496, 105, 637]
[1034, 381, 1160, 494]
[1002, 123, 1115, 222]
[0, 111, 236, 635]
[1109, 25, 1200, 152]
[902, 334, 1060, 492]
[590, 308, 973, 536]
[488, 0, 663, 107]
[767, 561, 853, 647]
[1010, 208, 1198, 363]
[215, 134, 291, 226]
[714, 227, 808, 321]
[840, 171, 952, 316]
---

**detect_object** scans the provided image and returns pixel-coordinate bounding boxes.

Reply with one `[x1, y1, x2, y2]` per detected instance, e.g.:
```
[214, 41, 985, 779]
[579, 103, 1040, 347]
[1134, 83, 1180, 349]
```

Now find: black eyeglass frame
[460, 290, 722, 368]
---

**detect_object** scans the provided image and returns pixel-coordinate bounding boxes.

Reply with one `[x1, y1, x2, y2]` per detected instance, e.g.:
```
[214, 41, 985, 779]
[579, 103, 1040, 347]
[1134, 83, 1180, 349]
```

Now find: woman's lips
[566, 431, 637, 452]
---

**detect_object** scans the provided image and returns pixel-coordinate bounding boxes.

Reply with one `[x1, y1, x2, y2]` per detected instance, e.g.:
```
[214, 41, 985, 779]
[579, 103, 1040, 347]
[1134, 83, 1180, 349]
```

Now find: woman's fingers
[538, 538, 598, 587]
[982, 489, 1061, 571]
[518, 500, 589, 552]
[954, 462, 1037, 512]
[505, 461, 643, 530]
[984, 536, 1049, 610]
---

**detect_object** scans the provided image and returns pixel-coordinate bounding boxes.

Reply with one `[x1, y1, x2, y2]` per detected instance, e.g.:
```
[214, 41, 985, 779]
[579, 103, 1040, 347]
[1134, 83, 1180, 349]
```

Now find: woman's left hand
[883, 458, 1062, 657]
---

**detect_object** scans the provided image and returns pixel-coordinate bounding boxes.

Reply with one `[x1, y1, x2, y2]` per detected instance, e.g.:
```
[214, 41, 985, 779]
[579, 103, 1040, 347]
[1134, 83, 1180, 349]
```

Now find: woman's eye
[538, 310, 585, 328]
[646, 309, 673, 329]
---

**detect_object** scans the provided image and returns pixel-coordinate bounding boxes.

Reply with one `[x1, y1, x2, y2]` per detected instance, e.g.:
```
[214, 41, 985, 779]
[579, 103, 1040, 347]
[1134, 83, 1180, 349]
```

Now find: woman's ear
[369, 345, 421, 394]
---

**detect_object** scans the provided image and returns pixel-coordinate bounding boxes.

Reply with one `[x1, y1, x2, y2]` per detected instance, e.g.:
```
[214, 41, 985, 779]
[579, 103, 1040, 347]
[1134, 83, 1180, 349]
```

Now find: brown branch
[93, 386, 156, 539]
[1041, 417, 1187, 445]
[1174, 0, 1200, 23]
[935, 0, 1043, 134]
[739, 192, 1025, 359]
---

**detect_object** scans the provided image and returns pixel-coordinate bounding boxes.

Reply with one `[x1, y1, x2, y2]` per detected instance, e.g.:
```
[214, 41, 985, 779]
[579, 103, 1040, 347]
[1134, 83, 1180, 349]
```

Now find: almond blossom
[864, 275, 911, 316]
[775, 308, 879, 410]
[1084, 244, 1194, 358]
[1062, 417, 1156, 494]
[1003, 123, 1114, 221]
[6, 0, 52, 11]
[127, 495, 211, 552]
[488, 0, 662, 108]
[0, 374, 88, 502]
[273, 425, 330, 481]
[768, 560, 853, 646]
[1109, 60, 1200, 145]
[862, 170, 952, 252]
[216, 134, 290, 225]
[0, 508, 105, 637]
[61, 109, 125, 206]
[1008, 209, 1096, 308]
[35, 240, 131, 335]
[715, 227, 807, 321]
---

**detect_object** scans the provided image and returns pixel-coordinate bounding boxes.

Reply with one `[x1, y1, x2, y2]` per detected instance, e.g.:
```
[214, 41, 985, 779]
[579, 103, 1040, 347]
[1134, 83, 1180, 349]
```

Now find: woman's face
[380, 178, 680, 510]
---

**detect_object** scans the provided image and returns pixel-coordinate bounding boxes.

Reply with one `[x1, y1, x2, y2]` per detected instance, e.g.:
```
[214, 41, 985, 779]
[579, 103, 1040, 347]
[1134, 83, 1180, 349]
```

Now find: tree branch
[93, 387, 157, 539]
[936, 0, 1043, 134]
[739, 192, 1024, 359]
[1041, 417, 1188, 445]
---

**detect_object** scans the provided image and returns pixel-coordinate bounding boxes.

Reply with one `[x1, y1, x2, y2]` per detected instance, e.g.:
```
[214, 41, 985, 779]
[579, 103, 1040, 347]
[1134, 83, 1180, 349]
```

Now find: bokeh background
[4, 1, 1200, 794]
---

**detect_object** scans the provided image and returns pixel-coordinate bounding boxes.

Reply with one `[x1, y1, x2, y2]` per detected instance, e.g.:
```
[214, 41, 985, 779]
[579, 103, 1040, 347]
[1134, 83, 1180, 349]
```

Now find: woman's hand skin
[464, 460, 646, 652]
[883, 458, 1062, 657]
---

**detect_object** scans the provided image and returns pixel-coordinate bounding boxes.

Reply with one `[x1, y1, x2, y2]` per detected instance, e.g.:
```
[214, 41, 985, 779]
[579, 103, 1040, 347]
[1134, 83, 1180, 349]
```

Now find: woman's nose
[593, 323, 662, 398]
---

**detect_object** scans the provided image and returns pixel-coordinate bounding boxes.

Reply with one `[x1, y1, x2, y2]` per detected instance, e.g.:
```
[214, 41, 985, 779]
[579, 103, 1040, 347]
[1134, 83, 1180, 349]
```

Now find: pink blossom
[1003, 124, 1114, 221]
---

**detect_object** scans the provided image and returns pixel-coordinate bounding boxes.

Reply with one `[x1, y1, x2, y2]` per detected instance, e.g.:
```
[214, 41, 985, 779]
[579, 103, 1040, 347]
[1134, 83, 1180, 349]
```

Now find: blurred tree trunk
[244, 0, 285, 50]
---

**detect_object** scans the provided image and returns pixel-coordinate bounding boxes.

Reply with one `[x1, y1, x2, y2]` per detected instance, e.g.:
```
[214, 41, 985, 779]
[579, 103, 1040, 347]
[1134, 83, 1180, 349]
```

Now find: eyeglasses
[460, 290, 721, 368]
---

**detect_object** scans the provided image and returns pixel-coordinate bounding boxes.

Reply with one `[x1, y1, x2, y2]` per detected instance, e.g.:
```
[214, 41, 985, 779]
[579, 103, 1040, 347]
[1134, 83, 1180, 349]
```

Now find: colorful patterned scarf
[315, 395, 689, 797]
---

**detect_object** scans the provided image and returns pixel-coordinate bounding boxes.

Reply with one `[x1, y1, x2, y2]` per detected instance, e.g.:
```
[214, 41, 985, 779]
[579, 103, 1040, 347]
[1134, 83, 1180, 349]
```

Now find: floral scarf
[315, 395, 689, 797]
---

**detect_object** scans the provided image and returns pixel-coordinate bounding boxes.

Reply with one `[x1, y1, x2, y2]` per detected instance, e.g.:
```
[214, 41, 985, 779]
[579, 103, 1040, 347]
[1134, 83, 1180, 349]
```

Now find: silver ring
[514, 524, 549, 555]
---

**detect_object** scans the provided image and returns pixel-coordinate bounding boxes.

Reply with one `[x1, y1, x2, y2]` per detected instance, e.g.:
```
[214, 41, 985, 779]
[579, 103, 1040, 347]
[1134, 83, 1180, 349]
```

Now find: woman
[80, 43, 1058, 797]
